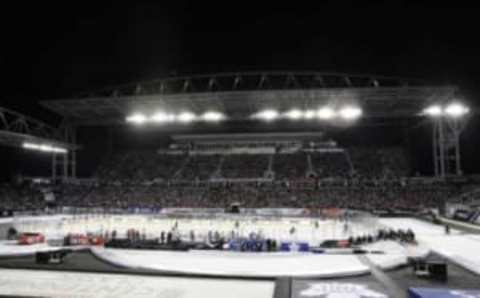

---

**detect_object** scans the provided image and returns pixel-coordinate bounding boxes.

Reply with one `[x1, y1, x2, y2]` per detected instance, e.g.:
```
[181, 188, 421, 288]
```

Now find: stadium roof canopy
[40, 72, 458, 126]
[0, 107, 78, 150]
[172, 132, 325, 143]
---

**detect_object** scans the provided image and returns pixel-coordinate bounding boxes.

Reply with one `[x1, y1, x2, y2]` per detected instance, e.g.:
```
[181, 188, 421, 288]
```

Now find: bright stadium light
[126, 113, 147, 124]
[22, 142, 67, 154]
[253, 109, 279, 121]
[284, 109, 304, 120]
[304, 110, 316, 119]
[317, 107, 336, 120]
[338, 106, 362, 120]
[151, 112, 175, 123]
[177, 112, 197, 123]
[422, 105, 443, 117]
[444, 102, 469, 118]
[201, 111, 226, 122]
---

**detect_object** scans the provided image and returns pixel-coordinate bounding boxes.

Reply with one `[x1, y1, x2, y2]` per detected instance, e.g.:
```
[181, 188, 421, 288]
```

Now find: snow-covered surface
[378, 218, 461, 236]
[0, 217, 13, 224]
[0, 240, 90, 256]
[3, 215, 479, 277]
[0, 240, 61, 256]
[362, 240, 427, 270]
[379, 217, 480, 275]
[92, 247, 370, 278]
[0, 269, 275, 298]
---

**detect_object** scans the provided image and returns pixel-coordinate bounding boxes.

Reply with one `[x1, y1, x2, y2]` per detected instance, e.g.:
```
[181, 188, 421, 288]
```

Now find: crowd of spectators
[310, 152, 352, 178]
[349, 147, 409, 179]
[93, 147, 410, 182]
[176, 155, 221, 180]
[221, 155, 269, 178]
[0, 182, 47, 213]
[0, 146, 465, 213]
[95, 151, 185, 183]
[0, 179, 461, 212]
[274, 153, 308, 179]
[52, 181, 456, 212]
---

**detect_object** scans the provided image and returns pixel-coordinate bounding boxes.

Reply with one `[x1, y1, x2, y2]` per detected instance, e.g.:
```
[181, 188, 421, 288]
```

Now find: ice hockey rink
[6, 213, 381, 245]
[1, 215, 479, 276]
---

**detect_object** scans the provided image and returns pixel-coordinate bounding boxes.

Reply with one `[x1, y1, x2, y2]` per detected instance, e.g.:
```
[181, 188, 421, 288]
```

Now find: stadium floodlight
[252, 109, 279, 121]
[338, 106, 362, 120]
[316, 107, 336, 120]
[201, 111, 226, 122]
[126, 113, 147, 124]
[151, 112, 175, 123]
[22, 142, 67, 154]
[303, 110, 316, 119]
[422, 105, 443, 117]
[444, 102, 469, 118]
[177, 112, 197, 123]
[284, 109, 304, 120]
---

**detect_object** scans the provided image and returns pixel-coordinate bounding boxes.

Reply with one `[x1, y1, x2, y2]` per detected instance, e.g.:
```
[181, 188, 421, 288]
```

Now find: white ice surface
[92, 247, 370, 278]
[9, 214, 380, 244]
[0, 269, 275, 298]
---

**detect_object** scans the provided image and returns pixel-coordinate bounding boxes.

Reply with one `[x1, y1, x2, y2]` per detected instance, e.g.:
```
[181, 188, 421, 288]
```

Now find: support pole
[52, 153, 57, 182]
[455, 128, 462, 175]
[63, 127, 69, 181]
[432, 116, 466, 177]
[433, 122, 438, 176]
[71, 126, 77, 179]
[438, 119, 445, 177]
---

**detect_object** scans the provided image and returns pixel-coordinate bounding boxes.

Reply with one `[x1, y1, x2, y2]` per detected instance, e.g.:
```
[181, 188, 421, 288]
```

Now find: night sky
[0, 1, 479, 178]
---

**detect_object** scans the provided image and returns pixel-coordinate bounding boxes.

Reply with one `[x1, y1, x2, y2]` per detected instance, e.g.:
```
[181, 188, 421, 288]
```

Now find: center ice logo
[300, 282, 388, 298]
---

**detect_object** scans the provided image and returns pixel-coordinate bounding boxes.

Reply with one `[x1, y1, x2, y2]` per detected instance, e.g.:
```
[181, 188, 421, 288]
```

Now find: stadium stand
[273, 152, 308, 180]
[0, 140, 464, 213]
[221, 154, 269, 178]
[49, 182, 456, 210]
[309, 151, 352, 178]
[349, 147, 410, 179]
[177, 155, 221, 180]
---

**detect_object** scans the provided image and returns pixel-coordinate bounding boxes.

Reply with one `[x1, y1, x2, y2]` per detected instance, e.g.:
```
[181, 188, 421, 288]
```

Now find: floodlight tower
[52, 123, 77, 181]
[424, 102, 469, 177]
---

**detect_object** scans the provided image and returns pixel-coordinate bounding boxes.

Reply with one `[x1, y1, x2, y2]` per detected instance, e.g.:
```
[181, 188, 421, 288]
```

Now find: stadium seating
[221, 155, 269, 178]
[309, 152, 352, 178]
[273, 153, 308, 179]
[349, 147, 409, 179]
[0, 146, 462, 212]
[176, 155, 221, 180]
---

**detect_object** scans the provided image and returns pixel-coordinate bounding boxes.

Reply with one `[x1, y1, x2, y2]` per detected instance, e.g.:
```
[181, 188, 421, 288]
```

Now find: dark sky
[1, 1, 479, 104]
[0, 1, 479, 177]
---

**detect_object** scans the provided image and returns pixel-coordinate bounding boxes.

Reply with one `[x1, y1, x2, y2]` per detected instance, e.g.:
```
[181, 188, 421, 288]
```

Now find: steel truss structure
[0, 107, 78, 181]
[433, 117, 468, 177]
[72, 71, 427, 98]
[41, 72, 456, 125]
[36, 72, 471, 177]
